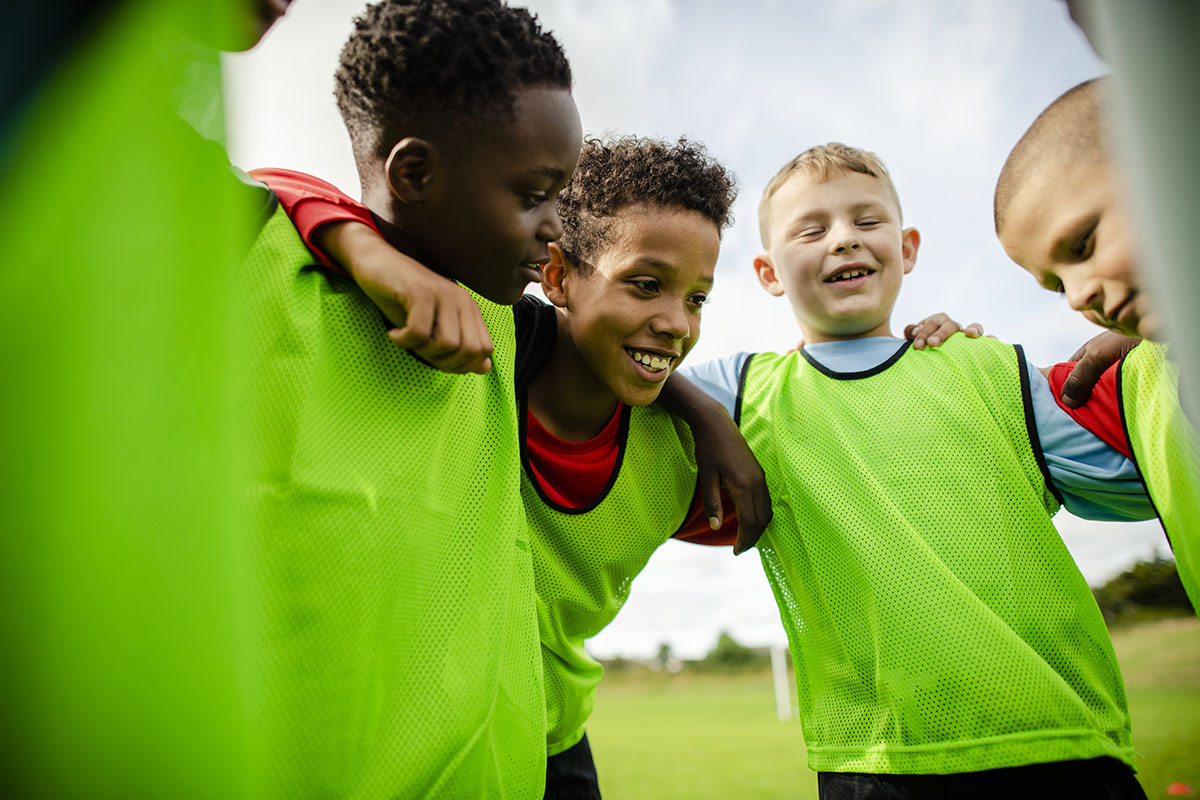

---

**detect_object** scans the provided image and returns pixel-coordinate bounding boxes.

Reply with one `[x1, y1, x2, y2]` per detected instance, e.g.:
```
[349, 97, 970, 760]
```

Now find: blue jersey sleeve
[677, 352, 752, 420]
[1027, 361, 1154, 521]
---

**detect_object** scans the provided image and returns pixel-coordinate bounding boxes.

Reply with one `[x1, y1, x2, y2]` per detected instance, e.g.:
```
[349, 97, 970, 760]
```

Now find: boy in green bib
[996, 77, 1199, 617]
[255, 135, 782, 798]
[254, 135, 975, 797]
[674, 142, 1155, 798]
[238, 1, 582, 797]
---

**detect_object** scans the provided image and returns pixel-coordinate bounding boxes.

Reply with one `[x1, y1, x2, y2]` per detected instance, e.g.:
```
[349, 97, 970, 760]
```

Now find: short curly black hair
[333, 0, 572, 163]
[557, 137, 737, 271]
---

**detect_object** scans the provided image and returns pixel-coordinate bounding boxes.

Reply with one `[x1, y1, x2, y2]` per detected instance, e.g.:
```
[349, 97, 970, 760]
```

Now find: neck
[802, 317, 894, 345]
[359, 179, 451, 280]
[526, 307, 619, 442]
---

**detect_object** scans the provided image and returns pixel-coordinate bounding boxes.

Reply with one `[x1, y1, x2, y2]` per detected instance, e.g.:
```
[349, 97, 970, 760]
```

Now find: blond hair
[758, 142, 902, 247]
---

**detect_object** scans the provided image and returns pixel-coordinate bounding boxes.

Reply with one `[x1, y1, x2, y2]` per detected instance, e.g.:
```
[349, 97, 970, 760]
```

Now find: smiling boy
[239, 2, 580, 797]
[675, 142, 1155, 798]
[995, 77, 1200, 616]
[256, 135, 774, 799]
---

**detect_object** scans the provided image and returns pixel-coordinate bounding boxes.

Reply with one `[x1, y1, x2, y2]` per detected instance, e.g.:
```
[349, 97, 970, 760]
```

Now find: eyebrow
[627, 258, 715, 287]
[525, 166, 565, 180]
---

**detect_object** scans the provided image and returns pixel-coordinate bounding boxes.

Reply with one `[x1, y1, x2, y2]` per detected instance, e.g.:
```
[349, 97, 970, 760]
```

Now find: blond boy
[677, 143, 1152, 797]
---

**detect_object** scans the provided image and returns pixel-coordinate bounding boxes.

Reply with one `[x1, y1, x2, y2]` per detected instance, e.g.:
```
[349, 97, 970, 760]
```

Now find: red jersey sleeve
[1046, 360, 1131, 458]
[249, 168, 379, 272]
[671, 488, 738, 547]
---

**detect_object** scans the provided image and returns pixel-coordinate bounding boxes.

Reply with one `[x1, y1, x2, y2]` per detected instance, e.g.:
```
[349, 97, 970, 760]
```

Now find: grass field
[587, 617, 1200, 799]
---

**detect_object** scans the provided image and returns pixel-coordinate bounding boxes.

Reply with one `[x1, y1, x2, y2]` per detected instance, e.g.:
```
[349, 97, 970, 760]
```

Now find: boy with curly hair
[995, 77, 1199, 617]
[259, 134, 776, 799]
[239, 1, 580, 797]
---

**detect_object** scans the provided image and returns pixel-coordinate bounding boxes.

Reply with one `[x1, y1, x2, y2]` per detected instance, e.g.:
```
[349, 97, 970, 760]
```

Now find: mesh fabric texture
[524, 405, 697, 755]
[238, 207, 543, 798]
[1119, 340, 1200, 613]
[738, 336, 1133, 775]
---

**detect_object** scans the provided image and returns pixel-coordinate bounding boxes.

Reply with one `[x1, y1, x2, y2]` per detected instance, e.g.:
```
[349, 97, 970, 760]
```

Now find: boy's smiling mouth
[625, 347, 676, 374]
[825, 264, 876, 283]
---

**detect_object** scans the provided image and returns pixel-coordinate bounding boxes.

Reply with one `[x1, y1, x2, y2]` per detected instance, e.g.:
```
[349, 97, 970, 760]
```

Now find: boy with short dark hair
[239, 1, 580, 796]
[257, 133, 773, 799]
[675, 142, 1155, 797]
[995, 78, 1199, 617]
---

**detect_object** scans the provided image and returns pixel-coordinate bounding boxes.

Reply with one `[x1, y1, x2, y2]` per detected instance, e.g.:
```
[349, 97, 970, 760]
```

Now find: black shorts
[818, 757, 1146, 800]
[544, 732, 601, 800]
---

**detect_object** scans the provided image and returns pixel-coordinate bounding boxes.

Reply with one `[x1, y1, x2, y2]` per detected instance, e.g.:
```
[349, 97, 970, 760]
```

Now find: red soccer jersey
[1047, 361, 1131, 459]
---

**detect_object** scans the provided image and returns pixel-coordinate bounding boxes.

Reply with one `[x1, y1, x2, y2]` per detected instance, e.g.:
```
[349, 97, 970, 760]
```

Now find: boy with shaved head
[995, 78, 1199, 619]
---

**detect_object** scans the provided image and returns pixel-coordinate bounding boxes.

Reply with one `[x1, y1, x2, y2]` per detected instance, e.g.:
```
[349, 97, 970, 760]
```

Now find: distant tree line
[1092, 557, 1193, 624]
[603, 559, 1193, 674]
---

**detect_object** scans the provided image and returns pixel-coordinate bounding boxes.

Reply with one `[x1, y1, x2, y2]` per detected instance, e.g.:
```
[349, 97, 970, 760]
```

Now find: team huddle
[236, 2, 1199, 799]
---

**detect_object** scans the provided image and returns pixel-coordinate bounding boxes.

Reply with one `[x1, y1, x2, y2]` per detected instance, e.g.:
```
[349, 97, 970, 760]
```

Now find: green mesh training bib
[523, 405, 697, 755]
[238, 207, 543, 799]
[738, 336, 1133, 775]
[1119, 341, 1200, 614]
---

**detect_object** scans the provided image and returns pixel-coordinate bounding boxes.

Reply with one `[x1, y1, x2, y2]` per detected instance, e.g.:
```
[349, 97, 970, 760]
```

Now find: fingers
[729, 472, 772, 556]
[907, 315, 984, 350]
[700, 471, 724, 532]
[387, 291, 495, 374]
[1061, 331, 1139, 407]
[1059, 358, 1103, 408]
[907, 314, 951, 349]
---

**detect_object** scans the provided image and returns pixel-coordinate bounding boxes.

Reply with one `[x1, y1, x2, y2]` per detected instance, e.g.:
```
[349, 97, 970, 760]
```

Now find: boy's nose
[831, 239, 862, 254]
[652, 303, 692, 341]
[537, 206, 565, 242]
[1063, 277, 1102, 313]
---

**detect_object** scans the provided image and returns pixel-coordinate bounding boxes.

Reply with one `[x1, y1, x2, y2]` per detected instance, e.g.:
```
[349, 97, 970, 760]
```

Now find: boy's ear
[542, 243, 571, 308]
[385, 137, 439, 203]
[753, 255, 786, 297]
[901, 227, 920, 275]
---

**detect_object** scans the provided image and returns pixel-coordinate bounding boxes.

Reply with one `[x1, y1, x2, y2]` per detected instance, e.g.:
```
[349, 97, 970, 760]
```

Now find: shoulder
[514, 294, 557, 392]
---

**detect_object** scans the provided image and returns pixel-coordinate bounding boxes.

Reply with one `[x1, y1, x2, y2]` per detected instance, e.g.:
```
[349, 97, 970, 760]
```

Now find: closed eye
[1040, 275, 1066, 295]
[1069, 226, 1095, 260]
[523, 192, 550, 209]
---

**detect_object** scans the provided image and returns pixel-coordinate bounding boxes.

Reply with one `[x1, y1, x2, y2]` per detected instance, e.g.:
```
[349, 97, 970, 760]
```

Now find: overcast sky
[225, 0, 1170, 659]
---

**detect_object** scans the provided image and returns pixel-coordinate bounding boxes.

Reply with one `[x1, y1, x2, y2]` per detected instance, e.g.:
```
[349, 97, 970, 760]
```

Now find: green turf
[587, 618, 1200, 799]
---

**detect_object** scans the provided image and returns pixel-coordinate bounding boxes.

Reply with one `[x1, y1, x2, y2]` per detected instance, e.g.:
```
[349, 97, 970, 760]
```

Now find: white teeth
[830, 268, 870, 282]
[628, 349, 673, 372]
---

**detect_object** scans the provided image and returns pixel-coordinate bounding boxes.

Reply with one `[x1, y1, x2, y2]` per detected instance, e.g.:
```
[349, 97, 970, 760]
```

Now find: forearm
[658, 371, 733, 429]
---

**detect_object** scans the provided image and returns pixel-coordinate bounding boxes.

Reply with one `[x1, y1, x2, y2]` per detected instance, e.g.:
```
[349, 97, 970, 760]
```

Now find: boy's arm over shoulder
[249, 168, 377, 271]
[658, 366, 770, 555]
[249, 168, 494, 375]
